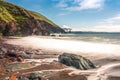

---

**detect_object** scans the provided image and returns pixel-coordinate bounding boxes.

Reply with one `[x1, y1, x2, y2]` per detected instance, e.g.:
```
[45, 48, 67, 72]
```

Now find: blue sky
[6, 0, 120, 32]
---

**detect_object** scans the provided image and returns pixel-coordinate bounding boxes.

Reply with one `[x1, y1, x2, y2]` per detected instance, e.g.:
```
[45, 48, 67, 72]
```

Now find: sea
[59, 32, 120, 45]
[52, 32, 120, 55]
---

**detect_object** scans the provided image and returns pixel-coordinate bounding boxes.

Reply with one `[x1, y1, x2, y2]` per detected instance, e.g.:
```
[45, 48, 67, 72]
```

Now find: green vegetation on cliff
[0, 7, 15, 23]
[0, 0, 64, 36]
[29, 11, 57, 27]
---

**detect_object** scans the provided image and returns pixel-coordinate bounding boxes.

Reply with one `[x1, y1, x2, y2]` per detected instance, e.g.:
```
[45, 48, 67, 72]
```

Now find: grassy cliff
[0, 0, 64, 36]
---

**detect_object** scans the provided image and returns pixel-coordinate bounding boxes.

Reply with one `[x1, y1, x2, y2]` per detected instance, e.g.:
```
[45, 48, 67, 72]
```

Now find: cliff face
[0, 1, 64, 36]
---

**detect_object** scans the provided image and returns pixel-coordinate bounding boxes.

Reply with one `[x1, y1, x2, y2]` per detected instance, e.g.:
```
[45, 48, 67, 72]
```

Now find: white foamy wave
[21, 36, 120, 55]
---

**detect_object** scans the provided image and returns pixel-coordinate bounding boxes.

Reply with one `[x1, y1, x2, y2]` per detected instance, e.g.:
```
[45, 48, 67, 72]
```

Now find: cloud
[103, 13, 120, 24]
[62, 25, 72, 28]
[72, 13, 120, 32]
[54, 0, 105, 11]
[58, 12, 70, 16]
[72, 24, 120, 32]
[58, 13, 67, 16]
[56, 0, 68, 8]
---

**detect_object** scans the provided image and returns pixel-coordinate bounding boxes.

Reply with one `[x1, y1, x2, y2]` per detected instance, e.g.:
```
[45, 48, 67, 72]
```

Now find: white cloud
[104, 14, 120, 24]
[72, 24, 120, 32]
[56, 0, 68, 8]
[54, 0, 105, 11]
[58, 13, 68, 16]
[62, 25, 72, 29]
[80, 0, 105, 10]
[72, 13, 120, 32]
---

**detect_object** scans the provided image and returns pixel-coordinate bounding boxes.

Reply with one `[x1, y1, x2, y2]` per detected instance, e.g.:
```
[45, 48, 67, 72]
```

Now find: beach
[1, 0, 120, 79]
[2, 36, 120, 80]
[5, 36, 120, 58]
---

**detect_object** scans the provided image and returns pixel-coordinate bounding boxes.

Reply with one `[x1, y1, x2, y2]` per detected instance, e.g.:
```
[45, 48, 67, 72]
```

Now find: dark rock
[5, 52, 18, 58]
[58, 53, 96, 70]
[18, 76, 29, 80]
[29, 72, 42, 80]
[21, 52, 31, 59]
[9, 57, 17, 62]
[17, 57, 24, 62]
[26, 51, 34, 54]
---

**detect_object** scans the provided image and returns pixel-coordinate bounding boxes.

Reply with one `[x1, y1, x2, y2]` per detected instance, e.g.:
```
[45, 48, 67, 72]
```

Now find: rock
[5, 52, 18, 58]
[17, 57, 24, 62]
[20, 52, 31, 59]
[9, 57, 17, 62]
[58, 53, 96, 70]
[6, 62, 36, 72]
[10, 75, 18, 80]
[29, 72, 42, 80]
[18, 76, 29, 80]
[0, 47, 7, 53]
[26, 51, 34, 54]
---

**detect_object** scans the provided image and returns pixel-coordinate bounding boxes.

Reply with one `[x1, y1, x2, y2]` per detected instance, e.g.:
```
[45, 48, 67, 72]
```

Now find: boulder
[58, 53, 96, 70]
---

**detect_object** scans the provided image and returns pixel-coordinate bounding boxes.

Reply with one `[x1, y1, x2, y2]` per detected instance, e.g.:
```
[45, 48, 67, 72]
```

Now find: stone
[17, 57, 24, 62]
[29, 72, 42, 80]
[5, 52, 18, 58]
[26, 51, 34, 54]
[20, 52, 31, 59]
[58, 53, 96, 70]
[18, 76, 29, 80]
[10, 75, 18, 80]
[0, 47, 7, 53]
[6, 62, 36, 72]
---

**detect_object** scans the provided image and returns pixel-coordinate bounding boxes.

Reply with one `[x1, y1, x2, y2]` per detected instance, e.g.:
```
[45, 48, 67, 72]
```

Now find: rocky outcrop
[58, 53, 96, 70]
[0, 1, 65, 36]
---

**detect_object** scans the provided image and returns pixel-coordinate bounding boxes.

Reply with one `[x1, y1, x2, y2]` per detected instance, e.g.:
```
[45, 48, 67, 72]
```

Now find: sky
[6, 0, 120, 32]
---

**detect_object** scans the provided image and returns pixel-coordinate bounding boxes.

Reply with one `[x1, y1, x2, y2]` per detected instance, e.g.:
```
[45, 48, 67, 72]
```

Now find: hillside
[0, 0, 64, 36]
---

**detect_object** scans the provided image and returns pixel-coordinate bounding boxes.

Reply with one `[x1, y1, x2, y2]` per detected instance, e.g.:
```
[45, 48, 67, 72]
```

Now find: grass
[15, 16, 27, 20]
[29, 11, 57, 27]
[0, 32, 2, 36]
[0, 0, 58, 27]
[0, 0, 63, 36]
[0, 6, 15, 23]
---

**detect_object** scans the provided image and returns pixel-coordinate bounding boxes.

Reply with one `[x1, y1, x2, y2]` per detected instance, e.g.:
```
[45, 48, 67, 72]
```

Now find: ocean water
[59, 32, 120, 45]
[49, 32, 119, 55]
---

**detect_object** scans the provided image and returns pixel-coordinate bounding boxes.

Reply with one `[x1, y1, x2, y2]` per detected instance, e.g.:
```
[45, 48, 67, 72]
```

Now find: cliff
[0, 0, 64, 36]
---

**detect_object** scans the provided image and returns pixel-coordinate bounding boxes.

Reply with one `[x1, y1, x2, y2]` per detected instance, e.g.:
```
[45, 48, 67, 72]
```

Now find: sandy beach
[2, 36, 120, 80]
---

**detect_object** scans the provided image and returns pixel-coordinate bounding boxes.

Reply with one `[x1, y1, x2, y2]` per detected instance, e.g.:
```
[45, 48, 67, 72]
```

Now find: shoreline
[0, 36, 120, 80]
[5, 36, 120, 56]
[3, 36, 120, 64]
